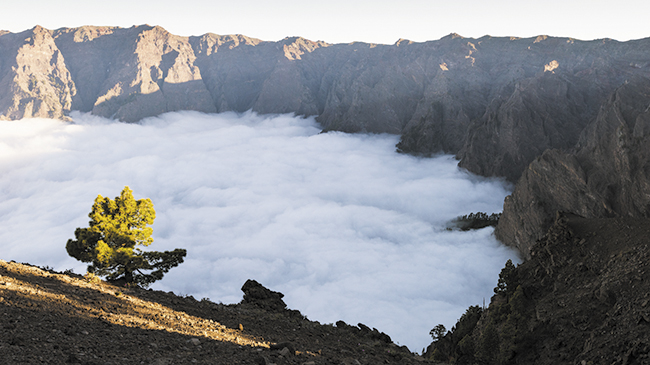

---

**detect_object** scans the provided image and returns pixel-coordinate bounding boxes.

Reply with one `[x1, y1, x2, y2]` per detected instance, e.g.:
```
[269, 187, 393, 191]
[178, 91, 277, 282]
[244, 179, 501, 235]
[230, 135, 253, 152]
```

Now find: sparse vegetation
[429, 324, 446, 341]
[427, 305, 484, 364]
[449, 212, 501, 231]
[426, 259, 531, 364]
[66, 186, 186, 288]
[28, 75, 39, 92]
[494, 259, 518, 297]
[0, 259, 423, 364]
[83, 272, 102, 284]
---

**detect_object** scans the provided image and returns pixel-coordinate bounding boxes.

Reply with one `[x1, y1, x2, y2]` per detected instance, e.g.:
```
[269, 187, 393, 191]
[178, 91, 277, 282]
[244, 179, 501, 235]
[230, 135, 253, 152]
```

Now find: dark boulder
[240, 279, 287, 312]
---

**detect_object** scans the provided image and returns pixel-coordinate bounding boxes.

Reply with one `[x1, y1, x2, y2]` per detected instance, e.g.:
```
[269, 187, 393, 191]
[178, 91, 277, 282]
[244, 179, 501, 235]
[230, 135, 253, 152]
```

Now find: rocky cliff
[496, 77, 650, 258]
[2, 26, 650, 183]
[425, 212, 650, 364]
[0, 26, 76, 120]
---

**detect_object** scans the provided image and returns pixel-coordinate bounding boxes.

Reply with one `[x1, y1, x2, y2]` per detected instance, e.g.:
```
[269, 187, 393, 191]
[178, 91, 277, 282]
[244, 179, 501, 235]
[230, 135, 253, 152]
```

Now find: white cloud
[0, 111, 518, 351]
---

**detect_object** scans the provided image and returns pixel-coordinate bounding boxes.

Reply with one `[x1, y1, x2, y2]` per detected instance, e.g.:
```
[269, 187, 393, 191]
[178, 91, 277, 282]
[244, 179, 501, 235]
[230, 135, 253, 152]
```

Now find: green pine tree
[66, 186, 186, 287]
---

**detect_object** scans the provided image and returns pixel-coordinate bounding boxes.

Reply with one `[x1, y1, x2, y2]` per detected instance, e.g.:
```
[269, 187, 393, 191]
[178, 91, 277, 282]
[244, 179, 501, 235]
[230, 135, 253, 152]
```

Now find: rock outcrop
[486, 213, 650, 364]
[424, 212, 650, 363]
[240, 279, 287, 312]
[496, 77, 650, 258]
[2, 26, 650, 183]
[0, 26, 76, 120]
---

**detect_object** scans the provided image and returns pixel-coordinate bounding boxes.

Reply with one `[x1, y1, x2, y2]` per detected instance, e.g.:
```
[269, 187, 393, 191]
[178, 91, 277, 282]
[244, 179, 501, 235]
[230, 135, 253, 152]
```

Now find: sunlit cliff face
[0, 111, 518, 350]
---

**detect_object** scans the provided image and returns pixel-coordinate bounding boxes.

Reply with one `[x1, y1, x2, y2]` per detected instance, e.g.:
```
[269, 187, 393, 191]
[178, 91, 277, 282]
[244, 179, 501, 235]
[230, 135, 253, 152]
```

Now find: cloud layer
[0, 111, 518, 351]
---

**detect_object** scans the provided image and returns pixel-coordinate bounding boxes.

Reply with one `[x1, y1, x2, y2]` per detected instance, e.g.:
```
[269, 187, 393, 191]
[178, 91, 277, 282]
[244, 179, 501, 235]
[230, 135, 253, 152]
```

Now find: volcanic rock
[490, 213, 650, 363]
[240, 279, 287, 312]
[497, 76, 650, 258]
[0, 259, 422, 364]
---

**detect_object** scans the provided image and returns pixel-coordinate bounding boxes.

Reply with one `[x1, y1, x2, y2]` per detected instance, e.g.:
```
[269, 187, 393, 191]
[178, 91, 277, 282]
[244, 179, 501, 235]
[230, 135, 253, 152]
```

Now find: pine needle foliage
[66, 186, 186, 287]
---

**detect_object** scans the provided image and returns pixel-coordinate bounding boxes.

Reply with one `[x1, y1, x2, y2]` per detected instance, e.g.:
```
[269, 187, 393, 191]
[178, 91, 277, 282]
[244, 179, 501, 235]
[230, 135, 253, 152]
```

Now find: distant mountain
[3, 24, 650, 255]
[3, 25, 650, 363]
[1, 26, 648, 183]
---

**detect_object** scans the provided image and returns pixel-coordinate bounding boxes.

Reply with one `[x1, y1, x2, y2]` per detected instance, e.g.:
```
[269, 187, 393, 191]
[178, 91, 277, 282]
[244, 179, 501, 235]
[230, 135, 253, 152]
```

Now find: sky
[0, 111, 519, 351]
[3, 0, 649, 44]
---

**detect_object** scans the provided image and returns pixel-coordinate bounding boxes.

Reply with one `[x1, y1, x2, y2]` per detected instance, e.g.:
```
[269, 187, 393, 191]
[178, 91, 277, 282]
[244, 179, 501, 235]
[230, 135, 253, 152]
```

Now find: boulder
[240, 279, 287, 312]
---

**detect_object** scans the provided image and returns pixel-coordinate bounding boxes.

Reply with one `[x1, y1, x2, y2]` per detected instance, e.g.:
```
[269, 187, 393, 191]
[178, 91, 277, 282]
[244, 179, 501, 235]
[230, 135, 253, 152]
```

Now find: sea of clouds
[0, 111, 519, 351]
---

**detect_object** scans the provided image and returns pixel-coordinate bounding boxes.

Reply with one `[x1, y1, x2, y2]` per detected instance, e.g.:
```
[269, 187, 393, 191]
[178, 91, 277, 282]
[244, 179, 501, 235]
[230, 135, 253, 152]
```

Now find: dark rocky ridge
[496, 77, 650, 258]
[2, 26, 650, 183]
[425, 213, 650, 364]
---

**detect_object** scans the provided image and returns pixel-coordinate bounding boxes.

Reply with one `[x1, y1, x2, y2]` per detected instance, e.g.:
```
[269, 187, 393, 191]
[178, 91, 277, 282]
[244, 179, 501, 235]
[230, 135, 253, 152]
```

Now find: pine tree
[494, 259, 518, 297]
[66, 186, 186, 287]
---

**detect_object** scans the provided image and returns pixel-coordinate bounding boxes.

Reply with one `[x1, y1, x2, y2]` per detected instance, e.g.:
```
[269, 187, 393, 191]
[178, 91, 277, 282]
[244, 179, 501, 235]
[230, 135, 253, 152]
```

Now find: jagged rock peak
[496, 77, 650, 258]
[533, 34, 549, 43]
[441, 32, 464, 40]
[394, 38, 414, 47]
[0, 24, 76, 121]
[280, 36, 329, 60]
[53, 26, 120, 42]
[148, 24, 169, 33]
[189, 33, 262, 56]
[22, 25, 55, 43]
[280, 36, 329, 46]
[30, 25, 51, 34]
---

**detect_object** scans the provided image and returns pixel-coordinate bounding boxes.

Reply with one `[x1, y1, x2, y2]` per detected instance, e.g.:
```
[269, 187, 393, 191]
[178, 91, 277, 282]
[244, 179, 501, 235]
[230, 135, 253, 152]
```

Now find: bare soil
[0, 260, 424, 364]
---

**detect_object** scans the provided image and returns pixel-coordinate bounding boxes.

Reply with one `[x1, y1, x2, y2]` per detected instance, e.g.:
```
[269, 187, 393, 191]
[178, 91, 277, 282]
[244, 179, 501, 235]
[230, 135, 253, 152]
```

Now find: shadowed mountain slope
[2, 26, 650, 182]
[496, 77, 650, 257]
[425, 213, 650, 364]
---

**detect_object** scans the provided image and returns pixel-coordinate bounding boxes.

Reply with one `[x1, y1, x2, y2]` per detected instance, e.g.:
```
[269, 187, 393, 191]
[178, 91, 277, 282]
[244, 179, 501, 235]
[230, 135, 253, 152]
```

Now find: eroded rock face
[457, 73, 605, 182]
[52, 25, 217, 122]
[1, 26, 650, 184]
[496, 77, 650, 258]
[0, 26, 76, 120]
[459, 213, 650, 364]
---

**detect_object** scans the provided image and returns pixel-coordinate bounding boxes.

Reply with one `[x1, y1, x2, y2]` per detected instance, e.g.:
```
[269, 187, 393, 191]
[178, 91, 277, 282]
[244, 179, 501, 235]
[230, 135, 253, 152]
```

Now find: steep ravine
[424, 213, 650, 364]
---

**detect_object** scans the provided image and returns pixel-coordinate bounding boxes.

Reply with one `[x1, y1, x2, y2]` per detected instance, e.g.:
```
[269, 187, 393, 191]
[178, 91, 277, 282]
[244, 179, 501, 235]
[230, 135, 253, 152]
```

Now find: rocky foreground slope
[0, 259, 421, 364]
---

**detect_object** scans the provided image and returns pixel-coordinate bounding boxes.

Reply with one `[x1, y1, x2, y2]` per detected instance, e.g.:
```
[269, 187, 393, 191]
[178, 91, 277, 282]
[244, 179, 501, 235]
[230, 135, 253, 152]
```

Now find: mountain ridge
[2, 25, 649, 183]
[3, 25, 650, 362]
